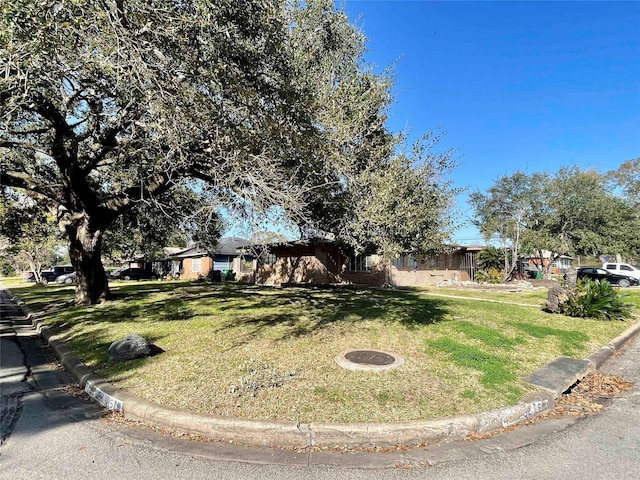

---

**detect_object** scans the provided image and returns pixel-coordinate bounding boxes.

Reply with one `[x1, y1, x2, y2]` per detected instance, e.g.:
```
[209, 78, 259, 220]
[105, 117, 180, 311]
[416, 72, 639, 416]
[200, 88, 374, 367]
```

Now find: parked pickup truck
[602, 263, 640, 281]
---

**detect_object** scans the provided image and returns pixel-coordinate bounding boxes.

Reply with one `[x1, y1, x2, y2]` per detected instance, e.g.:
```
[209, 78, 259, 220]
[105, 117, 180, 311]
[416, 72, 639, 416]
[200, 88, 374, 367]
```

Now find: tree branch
[0, 170, 63, 205]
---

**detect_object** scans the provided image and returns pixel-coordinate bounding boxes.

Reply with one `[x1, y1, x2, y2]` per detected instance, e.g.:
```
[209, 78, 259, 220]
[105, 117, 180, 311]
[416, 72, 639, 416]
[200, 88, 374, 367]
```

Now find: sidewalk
[2, 282, 640, 466]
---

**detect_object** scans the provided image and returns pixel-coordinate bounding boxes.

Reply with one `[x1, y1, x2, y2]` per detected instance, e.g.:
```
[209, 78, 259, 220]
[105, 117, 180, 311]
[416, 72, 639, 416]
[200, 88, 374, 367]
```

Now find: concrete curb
[586, 317, 640, 370]
[4, 284, 640, 449]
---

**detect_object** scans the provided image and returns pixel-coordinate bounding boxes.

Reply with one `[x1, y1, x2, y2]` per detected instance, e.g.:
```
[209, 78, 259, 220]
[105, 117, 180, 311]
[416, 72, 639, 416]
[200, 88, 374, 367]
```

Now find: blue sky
[341, 1, 640, 244]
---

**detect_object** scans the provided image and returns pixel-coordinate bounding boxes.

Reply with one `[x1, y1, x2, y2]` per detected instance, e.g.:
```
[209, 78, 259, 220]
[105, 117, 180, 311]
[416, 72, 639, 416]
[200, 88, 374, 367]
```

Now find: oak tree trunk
[65, 220, 110, 305]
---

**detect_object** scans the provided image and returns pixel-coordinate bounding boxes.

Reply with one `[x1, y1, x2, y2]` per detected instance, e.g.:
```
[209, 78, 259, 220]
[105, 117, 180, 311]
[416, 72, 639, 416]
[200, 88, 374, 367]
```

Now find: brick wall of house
[181, 256, 213, 280]
[255, 243, 347, 286]
[256, 256, 329, 285]
[391, 268, 453, 285]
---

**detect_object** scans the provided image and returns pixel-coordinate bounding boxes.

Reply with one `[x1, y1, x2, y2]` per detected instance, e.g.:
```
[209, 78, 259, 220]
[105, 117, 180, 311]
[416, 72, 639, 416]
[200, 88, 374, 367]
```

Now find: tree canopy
[471, 166, 640, 278]
[1, 0, 459, 304]
[611, 157, 640, 208]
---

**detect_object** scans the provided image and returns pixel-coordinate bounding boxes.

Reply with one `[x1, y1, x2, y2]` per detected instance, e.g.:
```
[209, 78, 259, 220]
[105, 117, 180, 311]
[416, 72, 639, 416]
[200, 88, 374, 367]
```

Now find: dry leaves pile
[546, 372, 634, 417]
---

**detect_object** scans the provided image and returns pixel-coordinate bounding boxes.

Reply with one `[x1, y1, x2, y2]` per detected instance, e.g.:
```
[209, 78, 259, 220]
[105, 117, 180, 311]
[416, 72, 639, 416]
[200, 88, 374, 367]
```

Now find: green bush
[0, 262, 16, 276]
[477, 246, 505, 271]
[563, 279, 633, 321]
[474, 267, 504, 284]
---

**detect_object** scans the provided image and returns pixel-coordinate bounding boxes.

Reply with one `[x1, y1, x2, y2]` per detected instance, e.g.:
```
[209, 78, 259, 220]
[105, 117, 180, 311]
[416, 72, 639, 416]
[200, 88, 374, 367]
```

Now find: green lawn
[4, 279, 637, 423]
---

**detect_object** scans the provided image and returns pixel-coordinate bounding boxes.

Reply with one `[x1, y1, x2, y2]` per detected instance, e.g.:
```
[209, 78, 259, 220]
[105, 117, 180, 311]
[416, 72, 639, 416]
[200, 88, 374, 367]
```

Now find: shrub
[562, 279, 633, 321]
[0, 262, 16, 276]
[475, 267, 504, 284]
[477, 246, 505, 271]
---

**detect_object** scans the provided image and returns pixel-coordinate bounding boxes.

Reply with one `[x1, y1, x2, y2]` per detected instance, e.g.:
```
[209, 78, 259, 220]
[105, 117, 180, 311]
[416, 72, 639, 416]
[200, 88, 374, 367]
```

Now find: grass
[3, 277, 637, 423]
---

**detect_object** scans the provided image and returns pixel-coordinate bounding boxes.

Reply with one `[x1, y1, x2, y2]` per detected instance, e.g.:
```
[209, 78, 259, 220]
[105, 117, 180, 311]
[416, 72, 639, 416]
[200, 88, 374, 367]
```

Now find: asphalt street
[1, 285, 639, 479]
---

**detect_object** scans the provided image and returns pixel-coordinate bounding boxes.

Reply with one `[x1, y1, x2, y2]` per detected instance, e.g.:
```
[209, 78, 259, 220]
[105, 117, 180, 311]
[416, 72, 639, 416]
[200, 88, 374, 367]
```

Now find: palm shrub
[562, 279, 633, 321]
[475, 267, 504, 284]
[477, 246, 506, 271]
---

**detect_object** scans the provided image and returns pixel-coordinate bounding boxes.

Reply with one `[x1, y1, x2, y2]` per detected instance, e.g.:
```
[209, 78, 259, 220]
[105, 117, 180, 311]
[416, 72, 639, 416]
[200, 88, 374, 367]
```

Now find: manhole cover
[344, 350, 396, 365]
[335, 349, 405, 371]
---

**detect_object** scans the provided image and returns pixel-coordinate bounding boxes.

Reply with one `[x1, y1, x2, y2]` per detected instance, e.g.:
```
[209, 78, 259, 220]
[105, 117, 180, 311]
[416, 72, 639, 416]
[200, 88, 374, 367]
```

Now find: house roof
[216, 237, 252, 255]
[167, 237, 251, 258]
[244, 238, 485, 256]
[163, 247, 186, 256]
[247, 237, 333, 249]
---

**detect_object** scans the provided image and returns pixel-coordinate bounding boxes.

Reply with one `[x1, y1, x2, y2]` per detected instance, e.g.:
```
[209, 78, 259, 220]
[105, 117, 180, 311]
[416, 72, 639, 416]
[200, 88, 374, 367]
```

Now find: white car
[55, 271, 77, 284]
[602, 263, 640, 281]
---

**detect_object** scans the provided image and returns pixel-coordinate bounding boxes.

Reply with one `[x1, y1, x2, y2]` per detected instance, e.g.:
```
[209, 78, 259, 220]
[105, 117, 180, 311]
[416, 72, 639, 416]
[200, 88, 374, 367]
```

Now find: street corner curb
[305, 415, 479, 448]
[586, 318, 640, 370]
[131, 399, 308, 447]
[2, 284, 637, 452]
[476, 394, 555, 433]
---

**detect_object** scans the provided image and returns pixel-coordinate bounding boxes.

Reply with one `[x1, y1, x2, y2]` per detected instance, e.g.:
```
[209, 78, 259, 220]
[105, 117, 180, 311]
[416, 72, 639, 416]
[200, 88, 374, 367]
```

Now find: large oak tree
[1, 0, 459, 304]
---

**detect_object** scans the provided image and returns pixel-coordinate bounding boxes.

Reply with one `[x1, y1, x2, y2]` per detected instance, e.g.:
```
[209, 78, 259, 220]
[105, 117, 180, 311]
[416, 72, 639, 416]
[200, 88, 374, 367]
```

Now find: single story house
[522, 251, 573, 275]
[162, 237, 254, 281]
[251, 238, 483, 288]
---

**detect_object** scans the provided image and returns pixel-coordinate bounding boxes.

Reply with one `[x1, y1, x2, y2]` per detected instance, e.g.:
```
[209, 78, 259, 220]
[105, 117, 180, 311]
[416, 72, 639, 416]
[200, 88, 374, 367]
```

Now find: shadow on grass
[12, 282, 451, 378]
[210, 286, 450, 343]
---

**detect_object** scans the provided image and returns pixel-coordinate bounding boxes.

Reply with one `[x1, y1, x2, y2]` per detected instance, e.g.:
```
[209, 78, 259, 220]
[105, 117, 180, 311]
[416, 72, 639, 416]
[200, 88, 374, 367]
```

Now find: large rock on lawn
[545, 286, 570, 314]
[108, 334, 164, 363]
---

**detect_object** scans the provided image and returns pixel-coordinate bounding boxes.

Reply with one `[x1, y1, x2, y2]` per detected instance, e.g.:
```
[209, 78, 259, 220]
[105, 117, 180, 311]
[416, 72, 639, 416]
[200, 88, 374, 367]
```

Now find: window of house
[429, 255, 441, 268]
[240, 259, 253, 272]
[261, 253, 276, 265]
[407, 256, 418, 268]
[392, 256, 404, 268]
[192, 258, 201, 273]
[350, 255, 372, 272]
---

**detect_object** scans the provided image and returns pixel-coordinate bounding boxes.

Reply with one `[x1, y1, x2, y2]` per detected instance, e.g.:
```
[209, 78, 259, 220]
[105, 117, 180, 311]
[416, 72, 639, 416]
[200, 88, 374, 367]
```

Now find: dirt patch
[527, 279, 562, 289]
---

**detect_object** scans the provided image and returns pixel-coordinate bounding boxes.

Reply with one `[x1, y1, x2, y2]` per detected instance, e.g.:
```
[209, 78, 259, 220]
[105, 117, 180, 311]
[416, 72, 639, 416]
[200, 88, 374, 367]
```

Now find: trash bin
[212, 270, 222, 282]
[224, 269, 235, 281]
[535, 271, 543, 280]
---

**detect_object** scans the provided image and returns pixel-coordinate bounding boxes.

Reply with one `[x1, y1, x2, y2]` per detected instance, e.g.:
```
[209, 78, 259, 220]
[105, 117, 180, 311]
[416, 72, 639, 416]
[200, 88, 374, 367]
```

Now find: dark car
[40, 265, 75, 284]
[575, 267, 639, 288]
[112, 267, 158, 281]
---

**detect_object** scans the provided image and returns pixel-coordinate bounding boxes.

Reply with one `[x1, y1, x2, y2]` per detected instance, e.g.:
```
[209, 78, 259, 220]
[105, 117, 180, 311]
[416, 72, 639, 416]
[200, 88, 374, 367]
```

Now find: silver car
[55, 271, 77, 284]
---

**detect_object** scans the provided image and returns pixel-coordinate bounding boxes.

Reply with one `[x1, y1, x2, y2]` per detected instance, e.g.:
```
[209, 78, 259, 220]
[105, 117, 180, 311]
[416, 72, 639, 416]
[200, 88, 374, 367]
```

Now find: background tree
[523, 167, 640, 274]
[0, 195, 61, 282]
[469, 171, 542, 281]
[609, 157, 640, 261]
[477, 246, 506, 272]
[473, 166, 640, 279]
[1, 0, 459, 304]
